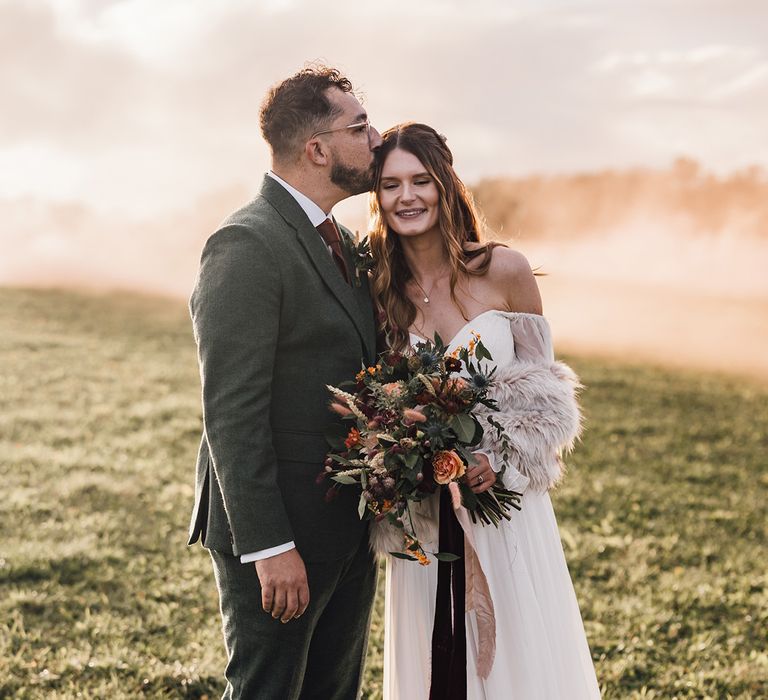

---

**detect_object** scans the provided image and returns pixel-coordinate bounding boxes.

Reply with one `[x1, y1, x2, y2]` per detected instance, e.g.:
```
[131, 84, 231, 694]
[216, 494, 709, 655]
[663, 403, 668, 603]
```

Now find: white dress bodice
[410, 310, 554, 370]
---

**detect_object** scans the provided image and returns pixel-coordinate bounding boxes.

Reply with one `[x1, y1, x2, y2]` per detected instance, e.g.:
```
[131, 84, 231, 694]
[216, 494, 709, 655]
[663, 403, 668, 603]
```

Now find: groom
[188, 66, 382, 699]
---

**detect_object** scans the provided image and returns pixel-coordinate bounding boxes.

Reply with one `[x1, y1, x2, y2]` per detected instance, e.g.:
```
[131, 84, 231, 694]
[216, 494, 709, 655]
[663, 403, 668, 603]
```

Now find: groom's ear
[305, 138, 329, 166]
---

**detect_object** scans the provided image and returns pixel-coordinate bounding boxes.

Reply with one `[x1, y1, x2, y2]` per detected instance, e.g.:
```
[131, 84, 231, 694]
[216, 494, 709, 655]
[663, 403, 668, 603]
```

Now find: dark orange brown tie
[316, 218, 350, 284]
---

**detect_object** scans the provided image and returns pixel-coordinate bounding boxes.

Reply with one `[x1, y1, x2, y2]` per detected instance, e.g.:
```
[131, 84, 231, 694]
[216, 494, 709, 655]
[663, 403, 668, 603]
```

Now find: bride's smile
[396, 207, 427, 218]
[378, 147, 440, 238]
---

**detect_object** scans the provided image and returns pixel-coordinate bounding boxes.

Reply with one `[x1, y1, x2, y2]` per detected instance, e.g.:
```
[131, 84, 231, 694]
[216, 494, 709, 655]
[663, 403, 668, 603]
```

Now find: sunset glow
[1, 0, 766, 377]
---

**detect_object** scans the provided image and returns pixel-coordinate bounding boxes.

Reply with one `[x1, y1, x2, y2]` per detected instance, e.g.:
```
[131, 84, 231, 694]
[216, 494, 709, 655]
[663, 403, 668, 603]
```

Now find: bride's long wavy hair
[369, 122, 502, 351]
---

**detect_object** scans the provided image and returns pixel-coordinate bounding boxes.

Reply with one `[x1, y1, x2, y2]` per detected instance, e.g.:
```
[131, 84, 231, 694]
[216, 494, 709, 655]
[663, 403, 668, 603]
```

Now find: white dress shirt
[239, 172, 333, 565]
[267, 170, 331, 227]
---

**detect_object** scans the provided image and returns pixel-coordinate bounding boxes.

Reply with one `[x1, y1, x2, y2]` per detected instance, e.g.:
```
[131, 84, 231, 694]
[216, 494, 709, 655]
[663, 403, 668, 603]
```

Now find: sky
[1, 0, 767, 218]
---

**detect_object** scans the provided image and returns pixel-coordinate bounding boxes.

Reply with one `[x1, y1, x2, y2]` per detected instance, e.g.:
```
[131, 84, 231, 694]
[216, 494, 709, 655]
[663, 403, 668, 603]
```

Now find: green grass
[0, 287, 766, 699]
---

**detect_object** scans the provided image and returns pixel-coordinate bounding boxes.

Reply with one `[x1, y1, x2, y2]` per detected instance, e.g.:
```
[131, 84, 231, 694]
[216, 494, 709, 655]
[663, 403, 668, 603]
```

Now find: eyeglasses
[311, 119, 373, 146]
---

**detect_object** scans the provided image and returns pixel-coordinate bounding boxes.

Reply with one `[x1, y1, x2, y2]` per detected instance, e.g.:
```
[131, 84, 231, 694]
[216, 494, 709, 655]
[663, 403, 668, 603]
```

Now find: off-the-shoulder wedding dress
[383, 311, 601, 700]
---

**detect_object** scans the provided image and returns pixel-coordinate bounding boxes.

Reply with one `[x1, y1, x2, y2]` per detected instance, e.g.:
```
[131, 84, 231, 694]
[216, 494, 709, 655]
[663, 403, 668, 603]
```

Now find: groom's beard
[331, 159, 377, 196]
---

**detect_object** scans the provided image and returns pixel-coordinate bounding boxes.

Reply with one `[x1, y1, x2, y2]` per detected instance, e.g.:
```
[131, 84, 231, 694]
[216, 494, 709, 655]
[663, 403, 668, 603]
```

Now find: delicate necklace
[411, 268, 447, 304]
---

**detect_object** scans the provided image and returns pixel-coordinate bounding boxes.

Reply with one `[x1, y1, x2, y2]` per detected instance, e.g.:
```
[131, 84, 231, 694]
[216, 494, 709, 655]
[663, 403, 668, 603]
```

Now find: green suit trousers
[210, 531, 377, 700]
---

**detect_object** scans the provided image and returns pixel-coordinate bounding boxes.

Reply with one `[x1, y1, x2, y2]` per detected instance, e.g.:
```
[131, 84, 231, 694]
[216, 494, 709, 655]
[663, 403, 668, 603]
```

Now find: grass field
[1, 287, 766, 699]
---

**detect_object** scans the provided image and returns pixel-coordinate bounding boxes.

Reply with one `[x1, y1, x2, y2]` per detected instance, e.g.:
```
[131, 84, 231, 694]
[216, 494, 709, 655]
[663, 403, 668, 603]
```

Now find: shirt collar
[267, 171, 330, 227]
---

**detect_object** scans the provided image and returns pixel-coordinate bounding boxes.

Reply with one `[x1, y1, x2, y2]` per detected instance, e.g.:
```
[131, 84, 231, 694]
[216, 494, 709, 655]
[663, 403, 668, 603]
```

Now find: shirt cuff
[240, 541, 296, 564]
[472, 449, 499, 473]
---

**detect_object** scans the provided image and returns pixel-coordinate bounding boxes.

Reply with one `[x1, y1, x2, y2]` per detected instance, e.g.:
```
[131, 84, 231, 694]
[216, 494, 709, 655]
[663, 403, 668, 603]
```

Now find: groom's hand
[255, 549, 310, 623]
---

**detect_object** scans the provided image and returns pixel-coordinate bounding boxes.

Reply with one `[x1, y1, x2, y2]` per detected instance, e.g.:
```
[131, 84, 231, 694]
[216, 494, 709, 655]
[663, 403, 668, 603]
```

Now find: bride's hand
[466, 454, 496, 494]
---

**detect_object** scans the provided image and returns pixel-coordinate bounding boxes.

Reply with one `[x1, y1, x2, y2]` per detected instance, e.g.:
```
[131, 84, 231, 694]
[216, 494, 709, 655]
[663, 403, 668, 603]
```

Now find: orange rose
[432, 450, 466, 484]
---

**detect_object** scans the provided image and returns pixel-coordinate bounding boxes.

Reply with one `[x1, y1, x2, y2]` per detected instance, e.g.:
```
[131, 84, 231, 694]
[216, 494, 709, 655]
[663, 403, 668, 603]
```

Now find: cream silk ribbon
[448, 481, 497, 679]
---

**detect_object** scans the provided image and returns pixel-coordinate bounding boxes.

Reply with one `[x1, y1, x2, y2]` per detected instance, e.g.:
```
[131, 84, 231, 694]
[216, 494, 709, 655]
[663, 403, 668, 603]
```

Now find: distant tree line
[471, 158, 768, 240]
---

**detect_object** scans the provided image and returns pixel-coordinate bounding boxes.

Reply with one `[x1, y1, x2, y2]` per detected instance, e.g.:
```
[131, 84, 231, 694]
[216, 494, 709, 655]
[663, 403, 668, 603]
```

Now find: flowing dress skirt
[384, 489, 601, 699]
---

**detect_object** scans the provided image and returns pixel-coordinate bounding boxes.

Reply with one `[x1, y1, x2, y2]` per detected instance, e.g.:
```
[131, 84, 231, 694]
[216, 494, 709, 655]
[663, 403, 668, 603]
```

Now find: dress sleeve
[475, 314, 581, 493]
[510, 314, 554, 363]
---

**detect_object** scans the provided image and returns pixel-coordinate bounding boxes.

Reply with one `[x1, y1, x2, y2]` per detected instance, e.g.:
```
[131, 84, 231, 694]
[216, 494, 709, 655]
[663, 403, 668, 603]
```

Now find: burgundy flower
[445, 357, 462, 373]
[385, 351, 403, 366]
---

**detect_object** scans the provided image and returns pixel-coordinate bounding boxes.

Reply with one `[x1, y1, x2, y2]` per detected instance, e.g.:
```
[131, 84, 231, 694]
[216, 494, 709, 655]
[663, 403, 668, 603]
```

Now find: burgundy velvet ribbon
[429, 487, 467, 700]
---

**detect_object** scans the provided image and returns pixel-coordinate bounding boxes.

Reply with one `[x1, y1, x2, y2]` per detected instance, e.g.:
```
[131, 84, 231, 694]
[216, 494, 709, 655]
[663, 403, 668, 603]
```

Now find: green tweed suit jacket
[188, 175, 377, 562]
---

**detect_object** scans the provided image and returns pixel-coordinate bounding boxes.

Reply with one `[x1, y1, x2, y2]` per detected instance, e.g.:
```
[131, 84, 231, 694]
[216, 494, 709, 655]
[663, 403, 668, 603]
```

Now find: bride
[368, 122, 601, 699]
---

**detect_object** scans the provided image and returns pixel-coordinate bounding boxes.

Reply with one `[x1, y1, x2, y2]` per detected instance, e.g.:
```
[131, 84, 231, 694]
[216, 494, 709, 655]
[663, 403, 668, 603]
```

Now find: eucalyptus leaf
[332, 474, 358, 485]
[358, 492, 368, 519]
[467, 417, 483, 446]
[390, 552, 418, 561]
[475, 341, 493, 361]
[434, 552, 461, 562]
[450, 413, 476, 443]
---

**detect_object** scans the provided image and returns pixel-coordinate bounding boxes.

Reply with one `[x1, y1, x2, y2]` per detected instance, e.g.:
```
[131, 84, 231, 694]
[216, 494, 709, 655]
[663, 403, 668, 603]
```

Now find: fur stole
[475, 359, 583, 493]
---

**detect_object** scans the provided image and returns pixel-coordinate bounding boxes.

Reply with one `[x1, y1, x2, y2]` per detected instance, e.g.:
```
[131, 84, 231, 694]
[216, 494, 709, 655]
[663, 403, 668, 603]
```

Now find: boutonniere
[349, 234, 375, 287]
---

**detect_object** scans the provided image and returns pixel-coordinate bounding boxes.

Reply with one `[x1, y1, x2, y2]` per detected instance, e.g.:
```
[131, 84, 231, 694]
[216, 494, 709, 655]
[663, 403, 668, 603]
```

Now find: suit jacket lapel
[338, 223, 377, 363]
[355, 279, 377, 365]
[260, 176, 375, 360]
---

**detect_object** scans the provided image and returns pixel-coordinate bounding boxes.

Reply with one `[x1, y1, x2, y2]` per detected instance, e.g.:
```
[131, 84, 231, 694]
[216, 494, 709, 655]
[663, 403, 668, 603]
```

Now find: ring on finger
[477, 475, 484, 484]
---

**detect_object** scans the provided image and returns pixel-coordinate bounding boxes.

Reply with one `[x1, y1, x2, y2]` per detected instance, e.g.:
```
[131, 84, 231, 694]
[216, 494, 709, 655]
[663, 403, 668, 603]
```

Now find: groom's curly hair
[260, 65, 354, 161]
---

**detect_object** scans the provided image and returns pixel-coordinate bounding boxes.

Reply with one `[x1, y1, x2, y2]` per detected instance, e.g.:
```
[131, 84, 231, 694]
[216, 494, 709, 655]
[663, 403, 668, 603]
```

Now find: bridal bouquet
[322, 332, 521, 563]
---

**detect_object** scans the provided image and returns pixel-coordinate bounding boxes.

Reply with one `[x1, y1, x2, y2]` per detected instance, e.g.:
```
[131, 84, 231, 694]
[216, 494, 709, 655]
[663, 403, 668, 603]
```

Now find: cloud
[0, 0, 767, 217]
[593, 45, 768, 102]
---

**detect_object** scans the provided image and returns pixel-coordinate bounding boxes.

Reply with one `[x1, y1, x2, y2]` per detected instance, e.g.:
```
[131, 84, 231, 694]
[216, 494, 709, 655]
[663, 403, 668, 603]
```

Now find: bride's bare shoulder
[475, 245, 542, 314]
[464, 242, 527, 269]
